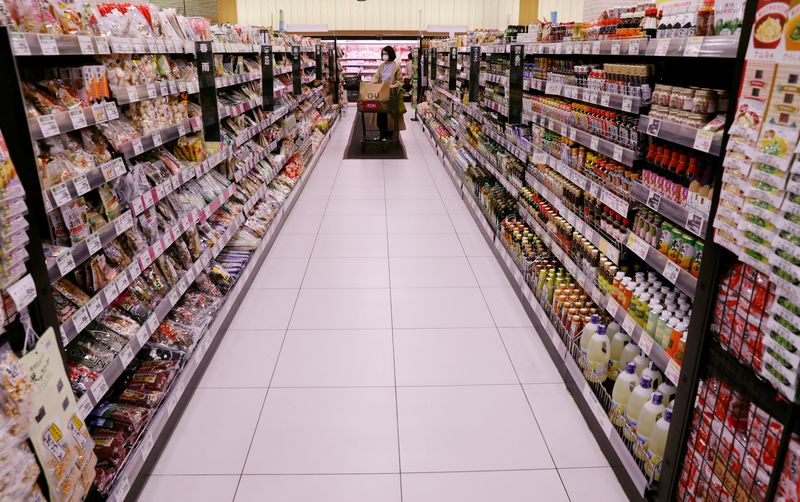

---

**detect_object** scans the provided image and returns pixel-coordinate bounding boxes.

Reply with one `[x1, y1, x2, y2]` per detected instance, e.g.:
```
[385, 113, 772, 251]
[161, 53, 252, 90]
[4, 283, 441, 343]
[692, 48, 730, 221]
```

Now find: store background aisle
[136, 110, 628, 502]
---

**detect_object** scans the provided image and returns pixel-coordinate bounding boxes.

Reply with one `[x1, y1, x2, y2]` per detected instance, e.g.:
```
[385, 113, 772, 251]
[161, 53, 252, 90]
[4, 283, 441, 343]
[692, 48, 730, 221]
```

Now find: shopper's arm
[371, 63, 382, 83]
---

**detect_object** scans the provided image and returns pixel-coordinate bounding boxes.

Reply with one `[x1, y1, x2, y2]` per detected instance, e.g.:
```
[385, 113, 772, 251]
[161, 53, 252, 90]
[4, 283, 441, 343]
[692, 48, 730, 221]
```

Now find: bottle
[647, 407, 672, 466]
[646, 304, 663, 338]
[586, 324, 610, 383]
[641, 362, 664, 389]
[665, 319, 684, 356]
[625, 375, 654, 439]
[609, 329, 631, 381]
[657, 381, 677, 406]
[636, 392, 666, 460]
[580, 314, 600, 369]
[611, 362, 638, 427]
[655, 310, 672, 347]
[619, 340, 640, 371]
[633, 351, 651, 376]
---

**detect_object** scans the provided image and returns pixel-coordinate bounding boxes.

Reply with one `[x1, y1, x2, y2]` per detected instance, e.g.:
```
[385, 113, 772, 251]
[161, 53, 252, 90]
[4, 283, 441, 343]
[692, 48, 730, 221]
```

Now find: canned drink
[691, 242, 703, 277]
[668, 229, 683, 263]
[658, 222, 674, 255]
[678, 235, 697, 270]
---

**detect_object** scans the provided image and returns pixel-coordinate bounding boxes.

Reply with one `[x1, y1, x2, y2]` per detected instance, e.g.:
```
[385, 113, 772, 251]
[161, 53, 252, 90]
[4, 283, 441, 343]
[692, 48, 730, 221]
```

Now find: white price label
[663, 260, 682, 284]
[622, 315, 638, 337]
[50, 183, 71, 206]
[628, 40, 640, 55]
[103, 281, 119, 304]
[127, 86, 139, 102]
[606, 298, 620, 318]
[90, 375, 109, 399]
[168, 80, 178, 94]
[177, 123, 187, 137]
[638, 332, 655, 355]
[590, 136, 599, 152]
[160, 81, 168, 95]
[626, 232, 649, 260]
[686, 211, 706, 236]
[666, 359, 681, 384]
[693, 130, 714, 153]
[72, 174, 91, 196]
[168, 289, 179, 305]
[7, 274, 35, 310]
[146, 315, 159, 333]
[119, 344, 135, 367]
[583, 42, 591, 54]
[37, 115, 60, 138]
[146, 83, 157, 99]
[178, 80, 187, 92]
[600, 92, 610, 108]
[87, 296, 104, 318]
[646, 191, 661, 212]
[592, 41, 601, 54]
[37, 34, 58, 55]
[77, 394, 93, 419]
[655, 38, 670, 56]
[116, 273, 130, 292]
[10, 33, 31, 55]
[151, 240, 163, 257]
[129, 260, 141, 278]
[56, 252, 76, 276]
[569, 128, 577, 141]
[85, 233, 102, 256]
[95, 36, 110, 54]
[152, 130, 162, 147]
[621, 95, 633, 113]
[133, 39, 146, 53]
[684, 37, 703, 57]
[68, 108, 89, 130]
[611, 41, 621, 55]
[132, 138, 144, 156]
[140, 432, 155, 459]
[613, 145, 623, 162]
[130, 197, 144, 214]
[101, 102, 117, 122]
[75, 35, 94, 55]
[113, 476, 131, 502]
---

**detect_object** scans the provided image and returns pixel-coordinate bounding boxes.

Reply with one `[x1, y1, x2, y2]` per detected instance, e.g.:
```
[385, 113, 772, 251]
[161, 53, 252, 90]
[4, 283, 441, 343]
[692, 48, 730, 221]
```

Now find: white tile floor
[138, 111, 629, 501]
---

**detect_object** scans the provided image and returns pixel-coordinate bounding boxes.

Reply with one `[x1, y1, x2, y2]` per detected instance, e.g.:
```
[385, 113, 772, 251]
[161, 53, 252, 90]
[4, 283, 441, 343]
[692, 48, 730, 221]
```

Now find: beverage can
[658, 222, 673, 255]
[691, 242, 703, 277]
[678, 235, 697, 270]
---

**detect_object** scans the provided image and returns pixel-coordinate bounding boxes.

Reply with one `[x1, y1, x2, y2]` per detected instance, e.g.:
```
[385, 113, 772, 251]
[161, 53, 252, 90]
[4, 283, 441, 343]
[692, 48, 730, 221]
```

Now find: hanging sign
[509, 44, 524, 124]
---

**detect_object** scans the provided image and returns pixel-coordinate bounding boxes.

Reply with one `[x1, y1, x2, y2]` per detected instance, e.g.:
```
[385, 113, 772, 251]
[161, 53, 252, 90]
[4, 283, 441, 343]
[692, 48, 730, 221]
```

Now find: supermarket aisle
[137, 111, 628, 502]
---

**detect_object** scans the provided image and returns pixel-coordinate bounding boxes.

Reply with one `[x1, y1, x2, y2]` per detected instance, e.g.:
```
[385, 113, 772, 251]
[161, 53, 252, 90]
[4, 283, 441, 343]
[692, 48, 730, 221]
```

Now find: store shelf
[43, 158, 126, 212]
[218, 97, 262, 119]
[624, 231, 698, 299]
[461, 140, 520, 198]
[533, 79, 642, 114]
[215, 71, 262, 89]
[102, 112, 340, 502]
[8, 32, 195, 56]
[118, 117, 202, 160]
[514, 35, 739, 59]
[525, 112, 638, 167]
[638, 115, 723, 156]
[629, 181, 708, 238]
[112, 78, 200, 105]
[421, 118, 649, 500]
[211, 41, 260, 53]
[28, 102, 118, 140]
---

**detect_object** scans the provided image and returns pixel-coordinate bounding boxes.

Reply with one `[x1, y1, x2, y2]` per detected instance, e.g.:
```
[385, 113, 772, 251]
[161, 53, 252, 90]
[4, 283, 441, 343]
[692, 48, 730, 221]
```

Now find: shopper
[372, 45, 403, 140]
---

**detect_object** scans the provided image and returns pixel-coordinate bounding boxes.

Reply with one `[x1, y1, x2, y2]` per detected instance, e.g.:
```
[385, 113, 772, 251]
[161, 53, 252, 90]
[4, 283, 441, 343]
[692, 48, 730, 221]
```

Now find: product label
[90, 375, 109, 400]
[10, 33, 31, 55]
[628, 40, 640, 55]
[55, 252, 76, 276]
[37, 114, 60, 138]
[622, 315, 638, 338]
[693, 130, 714, 153]
[86, 296, 103, 318]
[95, 36, 110, 54]
[37, 34, 58, 55]
[655, 38, 670, 56]
[7, 274, 35, 310]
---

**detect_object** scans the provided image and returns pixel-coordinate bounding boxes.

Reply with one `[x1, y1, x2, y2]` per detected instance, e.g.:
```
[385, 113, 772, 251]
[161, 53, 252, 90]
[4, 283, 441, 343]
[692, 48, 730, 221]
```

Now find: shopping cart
[357, 87, 402, 152]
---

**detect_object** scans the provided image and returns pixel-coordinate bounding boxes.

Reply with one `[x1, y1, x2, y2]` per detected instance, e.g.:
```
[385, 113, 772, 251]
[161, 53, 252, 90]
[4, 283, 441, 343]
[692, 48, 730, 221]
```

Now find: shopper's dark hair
[382, 45, 396, 61]
[408, 52, 413, 61]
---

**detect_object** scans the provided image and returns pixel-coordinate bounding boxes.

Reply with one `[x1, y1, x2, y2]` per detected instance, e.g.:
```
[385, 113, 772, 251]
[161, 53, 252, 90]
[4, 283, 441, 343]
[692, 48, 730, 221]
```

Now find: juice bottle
[625, 375, 654, 439]
[636, 392, 666, 460]
[579, 314, 600, 369]
[608, 327, 630, 381]
[646, 304, 663, 338]
[586, 324, 610, 383]
[647, 407, 672, 470]
[657, 381, 677, 406]
[636, 293, 651, 325]
[655, 311, 672, 348]
[641, 362, 664, 389]
[665, 319, 685, 357]
[611, 362, 638, 427]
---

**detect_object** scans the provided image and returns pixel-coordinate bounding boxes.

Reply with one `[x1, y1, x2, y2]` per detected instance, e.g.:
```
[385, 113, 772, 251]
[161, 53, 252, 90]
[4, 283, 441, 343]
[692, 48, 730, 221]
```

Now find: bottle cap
[597, 324, 606, 335]
[664, 408, 672, 422]
[625, 362, 636, 374]
[590, 313, 600, 324]
[639, 375, 652, 388]
[651, 392, 663, 405]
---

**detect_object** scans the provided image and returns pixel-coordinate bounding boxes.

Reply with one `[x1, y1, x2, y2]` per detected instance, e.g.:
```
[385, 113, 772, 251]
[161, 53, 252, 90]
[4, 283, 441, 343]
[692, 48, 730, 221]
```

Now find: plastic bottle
[580, 314, 600, 369]
[641, 362, 664, 389]
[609, 328, 631, 381]
[665, 319, 684, 357]
[586, 325, 610, 383]
[657, 381, 677, 406]
[611, 362, 638, 426]
[646, 304, 663, 338]
[625, 375, 654, 437]
[636, 293, 651, 325]
[619, 340, 640, 371]
[655, 311, 672, 347]
[647, 407, 672, 464]
[636, 392, 666, 459]
[633, 351, 651, 376]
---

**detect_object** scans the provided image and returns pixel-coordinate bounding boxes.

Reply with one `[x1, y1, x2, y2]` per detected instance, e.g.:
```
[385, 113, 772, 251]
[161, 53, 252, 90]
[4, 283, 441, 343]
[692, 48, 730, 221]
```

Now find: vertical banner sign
[449, 47, 457, 91]
[420, 48, 427, 88]
[329, 48, 335, 78]
[429, 48, 437, 85]
[333, 41, 340, 104]
[195, 41, 220, 140]
[469, 46, 481, 102]
[417, 48, 424, 98]
[509, 44, 524, 124]
[292, 45, 302, 95]
[315, 45, 323, 80]
[261, 44, 274, 111]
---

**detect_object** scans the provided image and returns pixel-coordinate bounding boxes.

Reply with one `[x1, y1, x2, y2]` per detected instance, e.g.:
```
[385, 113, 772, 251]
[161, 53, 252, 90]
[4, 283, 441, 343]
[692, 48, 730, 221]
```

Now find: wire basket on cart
[357, 86, 403, 152]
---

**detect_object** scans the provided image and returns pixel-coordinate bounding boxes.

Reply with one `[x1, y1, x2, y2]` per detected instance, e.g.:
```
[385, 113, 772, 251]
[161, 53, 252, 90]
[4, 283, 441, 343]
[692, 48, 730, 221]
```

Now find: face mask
[382, 54, 389, 61]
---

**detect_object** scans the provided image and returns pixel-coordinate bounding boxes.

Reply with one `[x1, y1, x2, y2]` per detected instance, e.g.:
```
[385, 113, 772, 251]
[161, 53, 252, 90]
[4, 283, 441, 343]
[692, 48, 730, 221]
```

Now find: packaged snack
[90, 402, 151, 433]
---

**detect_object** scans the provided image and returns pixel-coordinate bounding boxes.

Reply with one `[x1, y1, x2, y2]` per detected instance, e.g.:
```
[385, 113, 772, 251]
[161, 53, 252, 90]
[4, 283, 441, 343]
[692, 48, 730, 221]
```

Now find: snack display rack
[0, 3, 341, 498]
[412, 1, 797, 499]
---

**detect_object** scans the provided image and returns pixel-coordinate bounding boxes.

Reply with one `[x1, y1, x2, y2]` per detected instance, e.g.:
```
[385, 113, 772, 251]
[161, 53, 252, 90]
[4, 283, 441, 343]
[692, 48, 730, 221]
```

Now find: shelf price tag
[126, 86, 139, 102]
[37, 115, 60, 138]
[693, 130, 714, 153]
[85, 233, 102, 256]
[140, 432, 155, 459]
[72, 174, 91, 196]
[69, 108, 88, 130]
[666, 359, 681, 384]
[90, 375, 109, 400]
[626, 232, 650, 260]
[638, 332, 655, 355]
[50, 183, 71, 207]
[56, 252, 76, 276]
[95, 36, 110, 54]
[646, 190, 661, 211]
[590, 136, 600, 152]
[146, 315, 159, 334]
[103, 102, 118, 121]
[611, 41, 621, 55]
[592, 41, 601, 54]
[683, 37, 703, 57]
[663, 260, 682, 285]
[77, 394, 93, 420]
[622, 315, 638, 338]
[628, 40, 640, 55]
[612, 145, 623, 162]
[119, 344, 135, 367]
[86, 296, 104, 318]
[132, 138, 144, 156]
[600, 92, 610, 108]
[152, 130, 162, 147]
[621, 96, 633, 113]
[7, 274, 36, 310]
[103, 281, 119, 305]
[606, 298, 620, 318]
[10, 33, 31, 55]
[37, 34, 58, 55]
[655, 38, 671, 56]
[686, 210, 706, 236]
[146, 83, 157, 99]
[177, 122, 186, 137]
[112, 476, 131, 502]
